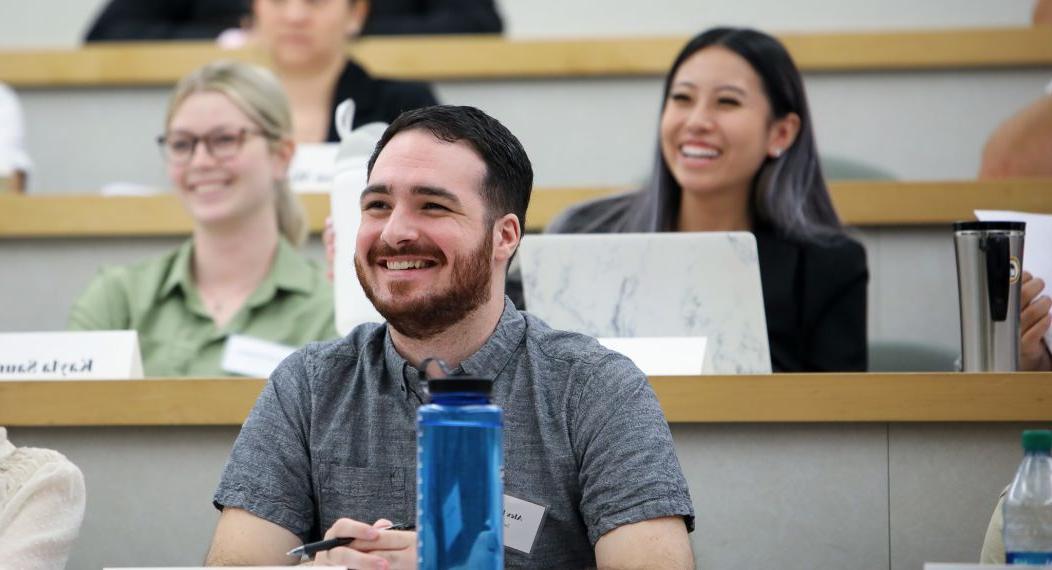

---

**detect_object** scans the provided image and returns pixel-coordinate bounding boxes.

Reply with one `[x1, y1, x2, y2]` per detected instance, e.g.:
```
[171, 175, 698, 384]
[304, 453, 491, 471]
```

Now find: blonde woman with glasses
[68, 60, 338, 377]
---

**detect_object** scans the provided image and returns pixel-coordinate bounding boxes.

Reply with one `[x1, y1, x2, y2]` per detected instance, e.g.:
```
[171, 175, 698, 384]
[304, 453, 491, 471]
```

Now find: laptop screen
[519, 232, 771, 374]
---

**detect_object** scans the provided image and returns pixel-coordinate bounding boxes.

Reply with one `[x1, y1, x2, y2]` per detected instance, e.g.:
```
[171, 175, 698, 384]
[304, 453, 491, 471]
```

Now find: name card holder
[597, 337, 707, 376]
[220, 334, 295, 378]
[0, 330, 143, 380]
[288, 143, 340, 193]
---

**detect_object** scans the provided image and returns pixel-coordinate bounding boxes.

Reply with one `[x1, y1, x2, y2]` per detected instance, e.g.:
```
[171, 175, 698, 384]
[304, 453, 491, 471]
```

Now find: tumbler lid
[427, 376, 493, 395]
[1022, 430, 1052, 452]
[953, 221, 1025, 232]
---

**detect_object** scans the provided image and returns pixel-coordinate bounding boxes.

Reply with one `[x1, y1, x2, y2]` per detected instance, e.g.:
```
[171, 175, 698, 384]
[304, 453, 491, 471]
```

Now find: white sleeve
[0, 453, 87, 570]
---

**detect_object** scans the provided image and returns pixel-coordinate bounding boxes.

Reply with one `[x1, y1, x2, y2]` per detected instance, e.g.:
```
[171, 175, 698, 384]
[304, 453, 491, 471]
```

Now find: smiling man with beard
[206, 105, 695, 569]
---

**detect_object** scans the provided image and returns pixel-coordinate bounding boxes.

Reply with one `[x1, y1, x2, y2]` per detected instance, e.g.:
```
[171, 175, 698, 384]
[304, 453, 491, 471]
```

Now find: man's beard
[355, 232, 493, 340]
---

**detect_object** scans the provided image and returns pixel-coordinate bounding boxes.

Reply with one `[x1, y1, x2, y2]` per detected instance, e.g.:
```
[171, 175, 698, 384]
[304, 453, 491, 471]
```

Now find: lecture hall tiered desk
[1, 372, 1051, 568]
[2, 27, 1052, 570]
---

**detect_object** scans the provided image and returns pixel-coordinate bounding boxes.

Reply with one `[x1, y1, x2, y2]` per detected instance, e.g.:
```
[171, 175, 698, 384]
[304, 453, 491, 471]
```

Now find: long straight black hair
[623, 27, 842, 242]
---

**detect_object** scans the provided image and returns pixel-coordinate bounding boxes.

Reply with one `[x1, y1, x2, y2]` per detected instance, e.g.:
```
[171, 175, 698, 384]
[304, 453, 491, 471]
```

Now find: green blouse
[68, 238, 338, 377]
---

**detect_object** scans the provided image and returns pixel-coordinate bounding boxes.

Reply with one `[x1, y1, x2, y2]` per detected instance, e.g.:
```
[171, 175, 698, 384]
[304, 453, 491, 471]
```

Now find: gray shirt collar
[382, 297, 526, 388]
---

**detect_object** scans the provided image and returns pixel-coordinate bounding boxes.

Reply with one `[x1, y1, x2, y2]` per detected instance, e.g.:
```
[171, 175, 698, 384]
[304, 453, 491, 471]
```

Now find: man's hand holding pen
[309, 518, 416, 570]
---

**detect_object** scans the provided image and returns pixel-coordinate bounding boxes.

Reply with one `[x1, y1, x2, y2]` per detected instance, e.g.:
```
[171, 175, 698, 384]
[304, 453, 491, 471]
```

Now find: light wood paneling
[0, 379, 263, 426]
[831, 179, 1052, 225]
[3, 28, 1052, 88]
[0, 193, 192, 237]
[1, 373, 1050, 426]
[1, 180, 1049, 237]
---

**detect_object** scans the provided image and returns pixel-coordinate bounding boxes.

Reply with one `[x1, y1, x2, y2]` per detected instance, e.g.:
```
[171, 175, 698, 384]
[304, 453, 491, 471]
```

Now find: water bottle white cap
[335, 99, 356, 142]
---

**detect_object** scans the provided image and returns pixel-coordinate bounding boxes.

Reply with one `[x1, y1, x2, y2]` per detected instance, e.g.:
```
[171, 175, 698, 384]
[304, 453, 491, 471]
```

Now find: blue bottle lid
[427, 376, 493, 395]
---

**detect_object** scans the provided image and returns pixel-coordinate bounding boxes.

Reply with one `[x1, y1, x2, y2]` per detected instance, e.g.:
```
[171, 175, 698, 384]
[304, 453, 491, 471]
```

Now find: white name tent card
[104, 567, 343, 569]
[288, 143, 339, 193]
[519, 232, 770, 374]
[975, 209, 1052, 348]
[0, 330, 143, 380]
[220, 335, 296, 378]
[597, 337, 707, 376]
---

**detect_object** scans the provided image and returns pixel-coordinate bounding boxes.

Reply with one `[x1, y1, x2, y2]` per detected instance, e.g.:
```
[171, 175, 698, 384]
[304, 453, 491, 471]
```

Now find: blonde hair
[165, 60, 308, 246]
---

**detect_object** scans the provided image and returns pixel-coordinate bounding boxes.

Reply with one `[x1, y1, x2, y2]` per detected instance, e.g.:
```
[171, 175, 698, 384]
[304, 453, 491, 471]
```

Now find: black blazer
[327, 60, 438, 142]
[84, 0, 503, 41]
[754, 226, 868, 372]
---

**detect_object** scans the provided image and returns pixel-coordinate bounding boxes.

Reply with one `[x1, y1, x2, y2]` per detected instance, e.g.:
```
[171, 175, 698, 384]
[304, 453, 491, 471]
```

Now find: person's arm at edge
[978, 94, 1052, 179]
[979, 491, 1007, 563]
[208, 345, 318, 564]
[594, 516, 693, 570]
[206, 507, 302, 566]
[0, 458, 85, 567]
[571, 352, 695, 568]
[1019, 271, 1052, 371]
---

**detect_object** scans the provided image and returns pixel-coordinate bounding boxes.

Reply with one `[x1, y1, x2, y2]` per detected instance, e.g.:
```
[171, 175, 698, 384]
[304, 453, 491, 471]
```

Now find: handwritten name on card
[0, 358, 96, 377]
[288, 143, 339, 193]
[0, 331, 143, 380]
[503, 494, 548, 554]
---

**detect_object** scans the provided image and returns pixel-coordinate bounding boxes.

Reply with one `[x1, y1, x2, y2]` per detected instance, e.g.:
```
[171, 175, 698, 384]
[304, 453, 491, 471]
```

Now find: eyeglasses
[156, 128, 274, 165]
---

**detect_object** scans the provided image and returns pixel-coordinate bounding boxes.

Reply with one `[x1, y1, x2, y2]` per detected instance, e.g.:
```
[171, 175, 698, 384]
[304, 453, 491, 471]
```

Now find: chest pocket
[319, 463, 411, 531]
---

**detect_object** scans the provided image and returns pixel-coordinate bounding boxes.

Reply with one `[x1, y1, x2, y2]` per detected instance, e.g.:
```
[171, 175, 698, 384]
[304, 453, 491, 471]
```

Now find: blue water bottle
[417, 373, 503, 570]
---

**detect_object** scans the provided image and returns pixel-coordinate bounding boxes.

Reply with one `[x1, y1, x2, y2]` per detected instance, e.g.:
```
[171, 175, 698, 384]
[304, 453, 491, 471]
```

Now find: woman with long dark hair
[549, 27, 868, 372]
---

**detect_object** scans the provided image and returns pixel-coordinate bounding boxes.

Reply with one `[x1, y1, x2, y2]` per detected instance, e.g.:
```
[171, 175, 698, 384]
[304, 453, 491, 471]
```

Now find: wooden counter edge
[2, 373, 1051, 426]
[2, 180, 1050, 238]
[3, 28, 1052, 87]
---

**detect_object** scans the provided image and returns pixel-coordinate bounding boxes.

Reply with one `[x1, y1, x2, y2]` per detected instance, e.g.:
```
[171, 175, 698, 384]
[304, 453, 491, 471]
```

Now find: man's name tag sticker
[0, 330, 143, 380]
[504, 493, 548, 554]
[220, 335, 296, 378]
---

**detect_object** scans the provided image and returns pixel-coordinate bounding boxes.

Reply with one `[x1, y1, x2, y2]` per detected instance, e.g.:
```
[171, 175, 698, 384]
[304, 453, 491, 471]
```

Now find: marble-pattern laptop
[519, 232, 771, 374]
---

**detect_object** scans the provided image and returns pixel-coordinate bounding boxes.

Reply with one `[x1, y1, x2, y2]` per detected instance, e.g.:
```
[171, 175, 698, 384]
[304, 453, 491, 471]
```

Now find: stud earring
[771, 148, 784, 158]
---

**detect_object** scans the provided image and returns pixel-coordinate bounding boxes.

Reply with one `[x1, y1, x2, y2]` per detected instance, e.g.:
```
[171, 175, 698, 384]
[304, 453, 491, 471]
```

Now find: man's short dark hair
[367, 105, 533, 229]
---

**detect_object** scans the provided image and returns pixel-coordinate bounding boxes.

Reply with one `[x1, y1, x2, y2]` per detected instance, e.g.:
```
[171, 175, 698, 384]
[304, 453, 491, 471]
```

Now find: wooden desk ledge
[1, 373, 1051, 427]
[3, 27, 1052, 87]
[1, 179, 1050, 238]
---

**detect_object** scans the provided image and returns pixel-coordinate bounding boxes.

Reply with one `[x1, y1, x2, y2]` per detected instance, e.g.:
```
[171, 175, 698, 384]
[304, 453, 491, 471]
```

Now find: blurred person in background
[538, 28, 868, 372]
[247, 0, 438, 143]
[84, 0, 503, 41]
[68, 60, 337, 376]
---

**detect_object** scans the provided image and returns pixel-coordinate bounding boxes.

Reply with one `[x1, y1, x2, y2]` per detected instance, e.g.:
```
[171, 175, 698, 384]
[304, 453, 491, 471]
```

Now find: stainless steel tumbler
[953, 221, 1026, 372]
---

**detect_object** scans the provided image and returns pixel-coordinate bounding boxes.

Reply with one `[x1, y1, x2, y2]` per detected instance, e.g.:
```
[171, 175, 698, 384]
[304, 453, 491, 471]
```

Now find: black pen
[286, 522, 415, 558]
